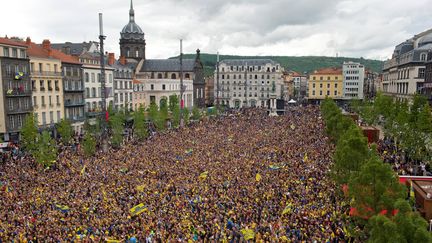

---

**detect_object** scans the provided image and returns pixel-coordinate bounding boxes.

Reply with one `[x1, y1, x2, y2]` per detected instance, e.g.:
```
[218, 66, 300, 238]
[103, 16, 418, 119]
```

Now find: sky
[1, 0, 432, 60]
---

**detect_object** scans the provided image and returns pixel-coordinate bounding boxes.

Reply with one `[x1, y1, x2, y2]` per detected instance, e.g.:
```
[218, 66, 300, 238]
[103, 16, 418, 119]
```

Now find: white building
[80, 51, 114, 116]
[135, 59, 194, 108]
[214, 59, 285, 108]
[382, 29, 432, 100]
[342, 62, 365, 100]
[108, 53, 134, 112]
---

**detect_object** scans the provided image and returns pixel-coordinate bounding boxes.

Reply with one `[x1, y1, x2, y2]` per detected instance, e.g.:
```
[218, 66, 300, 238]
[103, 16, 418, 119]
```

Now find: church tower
[119, 0, 146, 60]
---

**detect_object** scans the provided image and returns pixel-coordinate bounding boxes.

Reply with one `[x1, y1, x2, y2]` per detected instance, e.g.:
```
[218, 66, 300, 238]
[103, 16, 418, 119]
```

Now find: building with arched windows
[382, 28, 432, 100]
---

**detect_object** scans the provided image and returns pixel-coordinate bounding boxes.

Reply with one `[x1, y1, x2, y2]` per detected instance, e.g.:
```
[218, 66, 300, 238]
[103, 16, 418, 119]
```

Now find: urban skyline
[1, 0, 432, 60]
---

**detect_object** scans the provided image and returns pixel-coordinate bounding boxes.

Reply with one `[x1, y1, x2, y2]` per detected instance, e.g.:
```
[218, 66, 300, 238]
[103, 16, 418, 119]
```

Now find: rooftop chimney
[26, 37, 31, 45]
[108, 53, 115, 66]
[119, 55, 126, 65]
[42, 39, 51, 50]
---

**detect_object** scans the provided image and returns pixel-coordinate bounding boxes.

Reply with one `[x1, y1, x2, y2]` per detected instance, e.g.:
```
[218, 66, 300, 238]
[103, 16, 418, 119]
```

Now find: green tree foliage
[159, 98, 169, 129]
[191, 106, 201, 121]
[82, 132, 96, 157]
[172, 105, 181, 128]
[21, 113, 38, 153]
[349, 153, 406, 218]
[109, 113, 124, 148]
[33, 131, 57, 168]
[169, 94, 179, 112]
[368, 199, 432, 243]
[133, 106, 148, 141]
[321, 98, 355, 143]
[172, 53, 383, 77]
[56, 119, 73, 145]
[333, 125, 370, 184]
[183, 108, 190, 125]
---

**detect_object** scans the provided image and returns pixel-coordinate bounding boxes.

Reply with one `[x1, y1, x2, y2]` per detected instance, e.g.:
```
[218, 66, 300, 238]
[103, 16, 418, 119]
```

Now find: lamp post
[99, 13, 108, 152]
[216, 52, 220, 108]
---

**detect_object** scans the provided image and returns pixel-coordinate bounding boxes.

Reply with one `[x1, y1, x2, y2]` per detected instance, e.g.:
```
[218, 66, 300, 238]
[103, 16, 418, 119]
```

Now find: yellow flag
[282, 203, 292, 215]
[255, 173, 262, 182]
[199, 171, 209, 180]
[106, 239, 122, 243]
[136, 185, 145, 192]
[240, 228, 255, 240]
[130, 203, 147, 216]
[303, 153, 308, 163]
[80, 165, 86, 177]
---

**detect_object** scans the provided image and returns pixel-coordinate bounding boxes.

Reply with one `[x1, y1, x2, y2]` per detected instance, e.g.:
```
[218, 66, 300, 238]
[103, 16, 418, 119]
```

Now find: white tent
[288, 99, 297, 104]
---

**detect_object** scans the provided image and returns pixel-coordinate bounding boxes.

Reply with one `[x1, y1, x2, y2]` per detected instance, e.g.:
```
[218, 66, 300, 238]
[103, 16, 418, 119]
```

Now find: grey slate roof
[140, 59, 195, 72]
[51, 42, 98, 56]
[220, 59, 277, 66]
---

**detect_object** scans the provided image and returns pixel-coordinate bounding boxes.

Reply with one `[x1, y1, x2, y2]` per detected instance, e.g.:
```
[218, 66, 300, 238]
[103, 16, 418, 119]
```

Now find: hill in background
[170, 53, 383, 77]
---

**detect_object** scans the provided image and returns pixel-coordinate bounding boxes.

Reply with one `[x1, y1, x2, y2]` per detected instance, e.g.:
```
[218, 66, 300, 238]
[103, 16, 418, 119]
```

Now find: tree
[169, 94, 179, 112]
[183, 108, 190, 125]
[133, 106, 148, 141]
[33, 131, 57, 168]
[109, 113, 124, 148]
[349, 153, 406, 218]
[82, 132, 96, 157]
[21, 113, 38, 153]
[172, 105, 181, 128]
[368, 199, 432, 242]
[191, 106, 201, 121]
[56, 119, 73, 145]
[333, 125, 370, 184]
[159, 98, 169, 130]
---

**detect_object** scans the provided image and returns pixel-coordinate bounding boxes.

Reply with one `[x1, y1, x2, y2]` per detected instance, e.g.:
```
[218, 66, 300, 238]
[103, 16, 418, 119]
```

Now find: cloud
[0, 0, 431, 60]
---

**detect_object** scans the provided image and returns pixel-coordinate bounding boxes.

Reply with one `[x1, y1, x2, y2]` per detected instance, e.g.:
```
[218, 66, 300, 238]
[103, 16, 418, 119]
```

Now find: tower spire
[129, 0, 135, 22]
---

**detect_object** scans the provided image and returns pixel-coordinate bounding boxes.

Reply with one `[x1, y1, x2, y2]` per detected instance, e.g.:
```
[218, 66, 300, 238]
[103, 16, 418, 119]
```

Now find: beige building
[133, 79, 146, 110]
[27, 39, 64, 128]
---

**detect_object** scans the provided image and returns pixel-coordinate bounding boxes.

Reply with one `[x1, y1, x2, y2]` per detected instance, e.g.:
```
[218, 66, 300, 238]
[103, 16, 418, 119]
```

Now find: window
[327, 90, 330, 96]
[33, 96, 37, 106]
[49, 96, 52, 105]
[50, 111, 54, 124]
[56, 95, 60, 104]
[42, 112, 46, 125]
[92, 88, 96, 97]
[151, 84, 154, 90]
[55, 80, 59, 90]
[12, 48, 17, 57]
[171, 73, 176, 79]
[320, 84, 323, 88]
[313, 77, 316, 80]
[3, 47, 9, 57]
[20, 49, 25, 58]
[97, 73, 101, 82]
[327, 83, 330, 88]
[319, 90, 323, 96]
[162, 84, 166, 90]
[57, 111, 61, 121]
[91, 73, 95, 82]
[40, 80, 45, 91]
[85, 73, 89, 82]
[421, 53, 427, 61]
[335, 84, 338, 88]
[334, 90, 337, 96]
[419, 68, 425, 79]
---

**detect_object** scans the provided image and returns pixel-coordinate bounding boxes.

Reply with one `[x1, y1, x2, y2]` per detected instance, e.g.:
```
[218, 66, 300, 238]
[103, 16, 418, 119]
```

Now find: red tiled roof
[26, 40, 80, 64]
[313, 67, 342, 75]
[0, 37, 28, 47]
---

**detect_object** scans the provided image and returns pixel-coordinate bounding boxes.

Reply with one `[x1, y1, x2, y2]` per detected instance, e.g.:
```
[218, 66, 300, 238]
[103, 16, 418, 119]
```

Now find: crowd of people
[377, 138, 431, 176]
[0, 106, 351, 242]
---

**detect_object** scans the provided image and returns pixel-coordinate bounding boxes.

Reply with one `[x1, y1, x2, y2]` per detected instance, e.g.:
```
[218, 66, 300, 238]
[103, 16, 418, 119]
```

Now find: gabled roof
[220, 59, 277, 66]
[140, 59, 196, 72]
[0, 37, 27, 47]
[26, 41, 80, 64]
[312, 67, 342, 75]
[51, 42, 98, 56]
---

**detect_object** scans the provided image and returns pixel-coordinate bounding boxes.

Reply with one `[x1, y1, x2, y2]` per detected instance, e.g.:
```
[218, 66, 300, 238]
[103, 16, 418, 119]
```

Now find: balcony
[31, 71, 62, 77]
[7, 106, 32, 115]
[5, 88, 32, 97]
[86, 110, 103, 117]
[67, 116, 86, 123]
[64, 86, 84, 92]
[64, 101, 85, 107]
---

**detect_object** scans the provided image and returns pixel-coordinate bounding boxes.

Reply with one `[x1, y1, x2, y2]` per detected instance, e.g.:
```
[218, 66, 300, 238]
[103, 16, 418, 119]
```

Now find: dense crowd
[377, 139, 431, 176]
[0, 107, 351, 242]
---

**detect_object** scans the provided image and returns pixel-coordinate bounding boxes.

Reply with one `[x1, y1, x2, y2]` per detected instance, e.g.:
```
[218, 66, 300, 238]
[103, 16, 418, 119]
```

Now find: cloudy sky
[2, 0, 432, 60]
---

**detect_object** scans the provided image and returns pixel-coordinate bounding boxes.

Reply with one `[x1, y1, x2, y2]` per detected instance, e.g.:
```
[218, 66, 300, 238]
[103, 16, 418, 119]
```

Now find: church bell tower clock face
[119, 0, 146, 60]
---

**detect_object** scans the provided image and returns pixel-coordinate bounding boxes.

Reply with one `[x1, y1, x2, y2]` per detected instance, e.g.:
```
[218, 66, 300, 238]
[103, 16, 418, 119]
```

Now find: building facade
[214, 59, 285, 108]
[133, 79, 146, 110]
[135, 59, 194, 108]
[80, 51, 114, 116]
[108, 53, 134, 111]
[382, 29, 432, 100]
[342, 62, 365, 100]
[308, 68, 343, 101]
[27, 40, 64, 129]
[204, 77, 214, 106]
[0, 37, 32, 141]
[424, 51, 432, 104]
